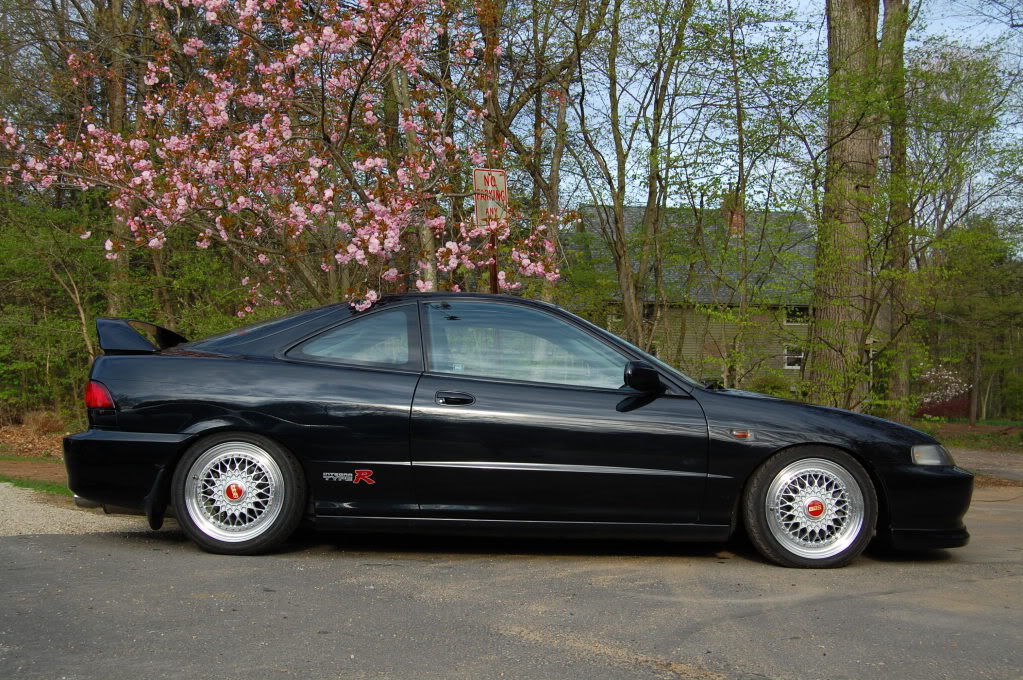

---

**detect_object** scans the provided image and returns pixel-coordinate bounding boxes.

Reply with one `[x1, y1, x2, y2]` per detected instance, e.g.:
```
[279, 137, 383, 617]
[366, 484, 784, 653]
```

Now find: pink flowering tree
[0, 0, 559, 314]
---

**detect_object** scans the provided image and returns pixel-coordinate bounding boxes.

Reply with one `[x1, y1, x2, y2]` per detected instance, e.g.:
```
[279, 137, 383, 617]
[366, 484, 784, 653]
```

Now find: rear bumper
[64, 430, 191, 510]
[882, 464, 974, 551]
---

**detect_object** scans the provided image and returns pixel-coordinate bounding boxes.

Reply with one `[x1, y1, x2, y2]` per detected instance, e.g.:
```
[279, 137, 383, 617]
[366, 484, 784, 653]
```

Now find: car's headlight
[911, 444, 955, 466]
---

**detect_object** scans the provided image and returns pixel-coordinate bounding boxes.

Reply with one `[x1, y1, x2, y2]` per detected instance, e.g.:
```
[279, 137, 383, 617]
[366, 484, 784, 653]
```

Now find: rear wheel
[172, 433, 306, 555]
[743, 447, 877, 568]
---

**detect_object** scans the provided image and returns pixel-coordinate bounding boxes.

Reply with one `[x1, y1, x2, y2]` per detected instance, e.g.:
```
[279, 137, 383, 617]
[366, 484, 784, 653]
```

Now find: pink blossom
[351, 289, 379, 312]
[0, 0, 560, 315]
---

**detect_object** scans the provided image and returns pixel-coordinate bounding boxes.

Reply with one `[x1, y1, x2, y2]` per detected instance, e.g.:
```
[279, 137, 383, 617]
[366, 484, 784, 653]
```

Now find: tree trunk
[808, 0, 881, 410]
[980, 372, 994, 421]
[968, 340, 981, 426]
[882, 0, 912, 420]
[725, 0, 749, 387]
[105, 0, 132, 317]
[150, 249, 176, 327]
[390, 69, 436, 290]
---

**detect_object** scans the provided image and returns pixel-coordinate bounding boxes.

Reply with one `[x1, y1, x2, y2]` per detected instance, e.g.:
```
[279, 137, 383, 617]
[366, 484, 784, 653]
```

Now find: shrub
[22, 410, 66, 434]
[749, 374, 791, 398]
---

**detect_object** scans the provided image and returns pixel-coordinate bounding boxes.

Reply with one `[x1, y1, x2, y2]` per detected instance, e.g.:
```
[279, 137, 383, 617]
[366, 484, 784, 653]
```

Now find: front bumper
[881, 464, 974, 551]
[64, 429, 192, 510]
[889, 527, 970, 550]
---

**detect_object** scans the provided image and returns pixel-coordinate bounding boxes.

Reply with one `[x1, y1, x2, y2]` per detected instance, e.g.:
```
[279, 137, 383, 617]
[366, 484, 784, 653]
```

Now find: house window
[784, 306, 809, 325]
[784, 346, 804, 370]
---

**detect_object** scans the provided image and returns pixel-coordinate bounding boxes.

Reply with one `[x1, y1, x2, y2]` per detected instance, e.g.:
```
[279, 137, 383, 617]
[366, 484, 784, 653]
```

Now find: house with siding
[572, 205, 815, 392]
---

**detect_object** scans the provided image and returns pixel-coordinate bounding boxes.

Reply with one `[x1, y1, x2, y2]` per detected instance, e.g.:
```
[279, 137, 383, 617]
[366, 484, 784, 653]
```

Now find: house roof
[573, 204, 815, 306]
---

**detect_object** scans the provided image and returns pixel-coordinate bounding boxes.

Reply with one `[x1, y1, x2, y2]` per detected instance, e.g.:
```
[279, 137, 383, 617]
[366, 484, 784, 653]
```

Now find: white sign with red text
[473, 168, 508, 224]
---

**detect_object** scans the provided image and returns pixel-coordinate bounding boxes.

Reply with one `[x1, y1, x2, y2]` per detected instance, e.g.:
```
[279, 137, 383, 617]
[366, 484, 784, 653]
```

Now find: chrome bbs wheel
[744, 448, 877, 568]
[765, 458, 865, 559]
[183, 441, 286, 543]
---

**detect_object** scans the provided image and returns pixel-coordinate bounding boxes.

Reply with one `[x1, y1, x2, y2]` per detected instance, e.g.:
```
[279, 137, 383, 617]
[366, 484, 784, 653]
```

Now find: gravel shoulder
[0, 483, 151, 536]
[949, 447, 1023, 483]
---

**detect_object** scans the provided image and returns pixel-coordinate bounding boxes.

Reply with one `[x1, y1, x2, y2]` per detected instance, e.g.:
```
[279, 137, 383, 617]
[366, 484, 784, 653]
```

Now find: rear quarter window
[287, 305, 422, 371]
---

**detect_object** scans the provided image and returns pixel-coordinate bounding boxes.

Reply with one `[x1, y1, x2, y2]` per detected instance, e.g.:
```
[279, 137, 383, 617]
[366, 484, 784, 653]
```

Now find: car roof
[378, 292, 564, 312]
[177, 294, 563, 357]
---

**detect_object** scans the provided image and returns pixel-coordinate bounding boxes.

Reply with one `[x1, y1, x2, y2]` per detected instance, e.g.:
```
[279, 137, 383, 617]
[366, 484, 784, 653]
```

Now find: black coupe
[64, 293, 973, 567]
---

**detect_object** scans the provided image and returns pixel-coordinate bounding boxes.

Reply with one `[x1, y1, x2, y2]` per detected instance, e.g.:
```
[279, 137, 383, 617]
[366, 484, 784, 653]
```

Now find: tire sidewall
[171, 432, 306, 555]
[744, 446, 878, 568]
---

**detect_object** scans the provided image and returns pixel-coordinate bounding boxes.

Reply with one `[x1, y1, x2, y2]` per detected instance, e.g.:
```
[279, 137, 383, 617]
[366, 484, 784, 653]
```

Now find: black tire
[171, 432, 306, 555]
[743, 446, 877, 568]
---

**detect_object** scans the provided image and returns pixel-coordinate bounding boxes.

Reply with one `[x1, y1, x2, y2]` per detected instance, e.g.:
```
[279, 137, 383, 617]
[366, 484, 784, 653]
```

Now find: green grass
[944, 418, 1023, 427]
[0, 455, 60, 463]
[0, 474, 72, 497]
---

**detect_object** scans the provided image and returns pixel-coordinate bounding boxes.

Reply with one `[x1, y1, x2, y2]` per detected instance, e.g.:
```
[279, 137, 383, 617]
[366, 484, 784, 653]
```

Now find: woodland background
[1, 0, 1022, 428]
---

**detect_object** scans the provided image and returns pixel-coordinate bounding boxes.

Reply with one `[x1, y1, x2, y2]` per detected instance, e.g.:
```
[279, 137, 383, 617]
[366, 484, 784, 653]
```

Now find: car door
[280, 303, 422, 517]
[410, 299, 708, 523]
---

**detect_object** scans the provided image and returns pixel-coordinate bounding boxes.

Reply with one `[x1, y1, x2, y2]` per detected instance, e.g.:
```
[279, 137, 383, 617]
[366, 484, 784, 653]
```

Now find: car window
[289, 306, 421, 370]
[423, 301, 627, 389]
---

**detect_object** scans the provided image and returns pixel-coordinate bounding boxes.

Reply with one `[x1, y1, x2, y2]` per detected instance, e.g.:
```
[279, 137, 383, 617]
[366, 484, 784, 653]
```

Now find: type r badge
[323, 469, 376, 484]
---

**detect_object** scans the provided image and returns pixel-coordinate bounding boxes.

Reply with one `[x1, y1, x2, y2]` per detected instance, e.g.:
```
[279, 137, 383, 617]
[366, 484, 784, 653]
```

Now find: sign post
[473, 168, 508, 294]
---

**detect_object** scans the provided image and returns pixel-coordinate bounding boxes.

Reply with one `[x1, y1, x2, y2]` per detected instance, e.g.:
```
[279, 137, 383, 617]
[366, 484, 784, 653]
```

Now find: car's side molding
[412, 460, 706, 477]
[314, 515, 733, 542]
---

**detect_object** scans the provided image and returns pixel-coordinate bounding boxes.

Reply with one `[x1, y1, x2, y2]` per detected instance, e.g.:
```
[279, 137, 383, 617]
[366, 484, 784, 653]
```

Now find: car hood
[700, 388, 938, 446]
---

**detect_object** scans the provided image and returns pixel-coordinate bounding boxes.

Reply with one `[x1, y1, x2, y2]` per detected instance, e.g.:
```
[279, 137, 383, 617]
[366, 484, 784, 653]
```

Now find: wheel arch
[146, 425, 313, 530]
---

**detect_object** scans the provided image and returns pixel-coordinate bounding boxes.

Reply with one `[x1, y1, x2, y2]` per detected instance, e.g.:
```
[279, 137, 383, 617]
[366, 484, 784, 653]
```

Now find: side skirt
[313, 515, 732, 542]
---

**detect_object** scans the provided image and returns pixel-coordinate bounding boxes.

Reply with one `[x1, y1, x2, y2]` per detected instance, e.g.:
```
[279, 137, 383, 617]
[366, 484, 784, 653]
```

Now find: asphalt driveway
[1, 480, 1021, 680]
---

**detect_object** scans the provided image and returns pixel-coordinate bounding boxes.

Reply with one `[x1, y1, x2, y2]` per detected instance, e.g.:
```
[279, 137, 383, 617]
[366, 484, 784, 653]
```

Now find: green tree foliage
[927, 221, 1023, 422]
[0, 0, 1022, 424]
[0, 195, 106, 421]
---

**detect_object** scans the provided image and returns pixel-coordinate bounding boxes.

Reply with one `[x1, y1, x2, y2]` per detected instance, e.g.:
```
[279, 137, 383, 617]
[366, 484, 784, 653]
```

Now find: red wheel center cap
[225, 482, 245, 502]
[806, 499, 825, 518]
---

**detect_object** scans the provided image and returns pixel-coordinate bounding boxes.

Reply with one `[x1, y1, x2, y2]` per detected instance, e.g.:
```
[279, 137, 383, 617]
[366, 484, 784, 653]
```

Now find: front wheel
[171, 433, 306, 555]
[743, 448, 877, 568]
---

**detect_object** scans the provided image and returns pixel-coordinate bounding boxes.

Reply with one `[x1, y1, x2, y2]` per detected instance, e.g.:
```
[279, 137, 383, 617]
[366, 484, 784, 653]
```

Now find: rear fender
[151, 419, 315, 526]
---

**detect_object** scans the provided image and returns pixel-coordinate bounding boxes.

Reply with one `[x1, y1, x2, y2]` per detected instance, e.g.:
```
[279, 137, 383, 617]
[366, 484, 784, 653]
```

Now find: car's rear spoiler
[96, 318, 189, 355]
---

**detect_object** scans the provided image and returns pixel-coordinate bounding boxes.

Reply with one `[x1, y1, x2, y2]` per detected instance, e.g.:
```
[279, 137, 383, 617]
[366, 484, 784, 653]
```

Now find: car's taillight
[85, 380, 115, 409]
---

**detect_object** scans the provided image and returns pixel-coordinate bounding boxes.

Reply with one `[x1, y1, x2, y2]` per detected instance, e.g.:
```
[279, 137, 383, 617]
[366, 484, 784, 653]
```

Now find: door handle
[435, 391, 476, 406]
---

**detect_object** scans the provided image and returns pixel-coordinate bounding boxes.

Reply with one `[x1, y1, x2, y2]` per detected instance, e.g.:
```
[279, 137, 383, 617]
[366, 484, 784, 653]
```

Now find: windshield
[559, 308, 703, 388]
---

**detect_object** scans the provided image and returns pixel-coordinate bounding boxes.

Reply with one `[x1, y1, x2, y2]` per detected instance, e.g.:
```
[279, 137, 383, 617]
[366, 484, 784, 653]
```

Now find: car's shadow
[305, 529, 764, 563]
[863, 540, 957, 564]
[113, 521, 762, 562]
[113, 520, 958, 566]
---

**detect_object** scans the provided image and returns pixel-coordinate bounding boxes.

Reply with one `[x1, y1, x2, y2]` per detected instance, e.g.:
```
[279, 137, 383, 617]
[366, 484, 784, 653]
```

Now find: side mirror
[624, 360, 665, 393]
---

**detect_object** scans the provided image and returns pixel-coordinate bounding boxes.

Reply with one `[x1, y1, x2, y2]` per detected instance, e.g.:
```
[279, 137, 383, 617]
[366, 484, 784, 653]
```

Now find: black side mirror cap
[624, 360, 665, 393]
